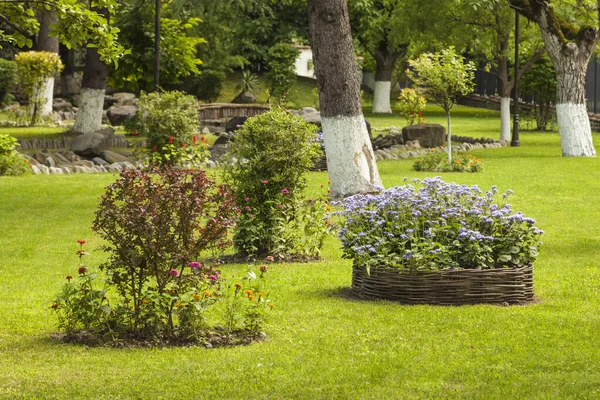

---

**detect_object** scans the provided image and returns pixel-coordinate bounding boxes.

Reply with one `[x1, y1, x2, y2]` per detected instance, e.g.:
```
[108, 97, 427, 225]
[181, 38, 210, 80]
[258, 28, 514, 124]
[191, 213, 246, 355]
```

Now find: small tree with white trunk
[408, 47, 476, 163]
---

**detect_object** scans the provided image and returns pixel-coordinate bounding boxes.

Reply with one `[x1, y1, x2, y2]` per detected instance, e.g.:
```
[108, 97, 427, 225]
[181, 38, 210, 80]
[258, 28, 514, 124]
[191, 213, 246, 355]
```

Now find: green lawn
[2, 120, 600, 398]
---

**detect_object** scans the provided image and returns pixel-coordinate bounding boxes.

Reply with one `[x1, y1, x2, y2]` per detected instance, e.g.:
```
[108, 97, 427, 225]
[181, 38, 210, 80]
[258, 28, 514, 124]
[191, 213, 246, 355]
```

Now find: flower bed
[336, 177, 543, 305]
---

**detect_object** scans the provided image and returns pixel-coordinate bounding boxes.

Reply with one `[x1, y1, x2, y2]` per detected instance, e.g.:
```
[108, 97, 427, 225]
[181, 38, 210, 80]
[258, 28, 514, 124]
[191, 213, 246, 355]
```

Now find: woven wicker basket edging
[351, 264, 534, 305]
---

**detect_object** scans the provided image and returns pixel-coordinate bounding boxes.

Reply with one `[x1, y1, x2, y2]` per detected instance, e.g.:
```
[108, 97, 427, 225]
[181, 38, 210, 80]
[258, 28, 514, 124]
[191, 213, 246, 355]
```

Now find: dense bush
[265, 43, 300, 104]
[224, 108, 328, 257]
[189, 69, 226, 103]
[397, 88, 426, 126]
[336, 177, 543, 272]
[0, 59, 18, 104]
[413, 147, 483, 173]
[15, 51, 63, 125]
[136, 90, 204, 165]
[54, 167, 250, 342]
[0, 134, 29, 176]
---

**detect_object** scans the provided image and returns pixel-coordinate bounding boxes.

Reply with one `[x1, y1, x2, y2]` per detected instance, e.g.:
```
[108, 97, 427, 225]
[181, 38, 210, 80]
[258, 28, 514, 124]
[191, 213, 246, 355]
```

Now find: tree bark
[72, 7, 109, 135]
[372, 41, 405, 114]
[510, 0, 598, 156]
[35, 8, 59, 117]
[307, 0, 382, 197]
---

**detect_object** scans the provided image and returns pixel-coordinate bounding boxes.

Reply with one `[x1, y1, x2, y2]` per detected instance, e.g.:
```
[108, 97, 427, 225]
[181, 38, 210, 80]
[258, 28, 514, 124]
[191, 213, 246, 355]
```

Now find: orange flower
[193, 293, 201, 300]
[245, 289, 253, 296]
[235, 283, 242, 289]
[141, 299, 149, 304]
[268, 303, 275, 309]
[204, 291, 211, 297]
[258, 292, 264, 297]
[51, 303, 58, 309]
[175, 302, 183, 308]
[248, 295, 255, 301]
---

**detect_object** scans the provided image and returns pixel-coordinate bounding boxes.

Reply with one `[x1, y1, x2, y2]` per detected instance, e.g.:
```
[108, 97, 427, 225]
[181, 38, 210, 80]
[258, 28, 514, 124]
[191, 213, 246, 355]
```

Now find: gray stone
[45, 156, 56, 168]
[232, 91, 257, 104]
[107, 105, 138, 126]
[49, 167, 63, 174]
[202, 127, 211, 135]
[38, 165, 50, 174]
[101, 150, 130, 164]
[52, 152, 71, 165]
[74, 160, 95, 168]
[93, 157, 110, 166]
[112, 92, 137, 106]
[402, 124, 446, 148]
[30, 165, 41, 175]
[71, 127, 115, 157]
[291, 107, 321, 125]
[53, 98, 73, 113]
[207, 160, 217, 169]
[120, 161, 136, 170]
[108, 164, 123, 173]
[61, 167, 71, 174]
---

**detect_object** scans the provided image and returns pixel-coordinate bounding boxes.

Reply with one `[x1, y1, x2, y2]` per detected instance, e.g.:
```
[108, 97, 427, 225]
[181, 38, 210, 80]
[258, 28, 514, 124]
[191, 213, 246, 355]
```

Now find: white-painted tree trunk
[39, 76, 54, 116]
[372, 81, 392, 114]
[72, 88, 105, 134]
[556, 103, 596, 156]
[322, 115, 382, 197]
[499, 96, 511, 143]
[447, 112, 452, 163]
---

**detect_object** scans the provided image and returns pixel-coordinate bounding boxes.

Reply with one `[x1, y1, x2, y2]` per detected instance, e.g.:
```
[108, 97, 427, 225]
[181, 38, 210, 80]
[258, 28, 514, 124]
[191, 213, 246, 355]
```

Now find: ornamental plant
[397, 88, 426, 126]
[0, 134, 29, 176]
[90, 167, 238, 340]
[135, 90, 202, 166]
[224, 108, 325, 257]
[413, 147, 483, 173]
[336, 177, 543, 273]
[15, 51, 63, 126]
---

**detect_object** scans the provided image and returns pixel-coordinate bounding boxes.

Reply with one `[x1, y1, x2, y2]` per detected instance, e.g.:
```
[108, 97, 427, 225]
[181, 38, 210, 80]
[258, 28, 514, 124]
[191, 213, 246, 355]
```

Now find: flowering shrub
[224, 108, 326, 257]
[148, 134, 210, 166]
[0, 134, 29, 176]
[397, 88, 426, 126]
[336, 177, 543, 272]
[413, 147, 483, 173]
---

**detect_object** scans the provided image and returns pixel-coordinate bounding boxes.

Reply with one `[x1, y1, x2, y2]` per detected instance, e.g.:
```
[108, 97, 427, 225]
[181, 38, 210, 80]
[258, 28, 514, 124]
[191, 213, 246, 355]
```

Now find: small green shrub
[413, 147, 483, 173]
[189, 69, 226, 103]
[136, 90, 203, 166]
[0, 59, 18, 104]
[15, 51, 63, 126]
[397, 88, 426, 126]
[0, 134, 29, 176]
[265, 43, 299, 104]
[224, 108, 327, 257]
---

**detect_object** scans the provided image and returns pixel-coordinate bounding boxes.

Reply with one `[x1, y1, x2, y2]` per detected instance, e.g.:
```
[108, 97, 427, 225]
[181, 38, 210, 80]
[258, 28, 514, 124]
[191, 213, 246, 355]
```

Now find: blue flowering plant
[336, 177, 543, 273]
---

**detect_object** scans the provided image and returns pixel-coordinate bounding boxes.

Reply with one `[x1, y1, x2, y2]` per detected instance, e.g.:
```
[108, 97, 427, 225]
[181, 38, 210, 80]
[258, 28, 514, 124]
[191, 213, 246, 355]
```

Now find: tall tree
[307, 0, 382, 197]
[509, 0, 598, 156]
[451, 0, 544, 143]
[34, 8, 60, 117]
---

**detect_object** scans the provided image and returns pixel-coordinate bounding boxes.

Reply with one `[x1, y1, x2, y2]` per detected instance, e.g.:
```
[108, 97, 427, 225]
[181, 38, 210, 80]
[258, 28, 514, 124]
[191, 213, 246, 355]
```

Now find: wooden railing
[198, 103, 271, 121]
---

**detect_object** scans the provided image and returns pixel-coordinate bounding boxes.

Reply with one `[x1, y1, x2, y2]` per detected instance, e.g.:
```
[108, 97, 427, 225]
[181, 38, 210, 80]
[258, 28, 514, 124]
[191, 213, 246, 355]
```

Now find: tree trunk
[72, 8, 109, 135]
[36, 9, 59, 117]
[307, 0, 382, 198]
[447, 111, 452, 163]
[372, 41, 404, 114]
[499, 96, 512, 143]
[513, 0, 598, 156]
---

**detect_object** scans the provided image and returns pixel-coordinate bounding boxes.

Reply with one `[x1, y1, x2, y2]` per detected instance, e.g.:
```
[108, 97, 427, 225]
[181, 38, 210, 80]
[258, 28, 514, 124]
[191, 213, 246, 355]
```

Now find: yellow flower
[245, 289, 253, 296]
[193, 293, 201, 300]
[175, 302, 183, 308]
[269, 303, 275, 309]
[248, 295, 255, 301]
[204, 291, 211, 298]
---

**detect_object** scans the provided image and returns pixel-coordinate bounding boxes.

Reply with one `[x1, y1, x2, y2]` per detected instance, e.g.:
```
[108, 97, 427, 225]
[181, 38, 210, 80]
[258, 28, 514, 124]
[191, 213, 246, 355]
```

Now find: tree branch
[0, 12, 35, 39]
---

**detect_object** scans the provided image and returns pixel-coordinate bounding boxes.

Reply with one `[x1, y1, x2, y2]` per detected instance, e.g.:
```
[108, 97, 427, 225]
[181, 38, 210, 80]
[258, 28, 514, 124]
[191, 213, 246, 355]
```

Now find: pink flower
[276, 204, 283, 209]
[261, 180, 269, 185]
[266, 256, 274, 262]
[168, 269, 179, 277]
[245, 205, 251, 211]
[281, 188, 289, 195]
[188, 262, 201, 269]
[209, 275, 218, 281]
[244, 197, 249, 201]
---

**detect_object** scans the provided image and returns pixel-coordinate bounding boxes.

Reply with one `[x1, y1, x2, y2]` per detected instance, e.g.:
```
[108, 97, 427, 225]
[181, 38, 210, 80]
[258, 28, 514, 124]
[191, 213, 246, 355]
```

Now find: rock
[291, 107, 321, 126]
[38, 165, 50, 174]
[202, 127, 211, 135]
[107, 105, 138, 126]
[108, 164, 123, 173]
[52, 152, 71, 165]
[71, 127, 115, 157]
[213, 135, 231, 145]
[101, 150, 130, 164]
[53, 98, 73, 113]
[225, 116, 248, 133]
[93, 157, 110, 166]
[232, 91, 257, 104]
[74, 160, 95, 168]
[30, 165, 41, 175]
[49, 167, 63, 174]
[207, 160, 217, 169]
[45, 156, 56, 168]
[74, 166, 86, 173]
[402, 124, 446, 148]
[61, 167, 71, 174]
[112, 92, 137, 106]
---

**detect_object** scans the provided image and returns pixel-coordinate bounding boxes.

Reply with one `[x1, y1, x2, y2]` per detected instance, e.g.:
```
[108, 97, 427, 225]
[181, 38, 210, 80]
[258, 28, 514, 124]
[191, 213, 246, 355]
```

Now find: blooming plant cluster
[336, 177, 543, 273]
[397, 88, 427, 126]
[225, 108, 326, 257]
[148, 134, 210, 167]
[413, 147, 483, 173]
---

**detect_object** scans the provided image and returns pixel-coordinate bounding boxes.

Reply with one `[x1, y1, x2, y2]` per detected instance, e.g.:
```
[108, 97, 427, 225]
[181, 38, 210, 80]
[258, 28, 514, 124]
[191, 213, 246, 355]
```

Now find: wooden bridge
[198, 103, 270, 126]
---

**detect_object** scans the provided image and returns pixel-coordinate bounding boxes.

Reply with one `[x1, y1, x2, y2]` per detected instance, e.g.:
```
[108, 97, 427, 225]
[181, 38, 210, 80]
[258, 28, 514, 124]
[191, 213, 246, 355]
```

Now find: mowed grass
[2, 111, 600, 398]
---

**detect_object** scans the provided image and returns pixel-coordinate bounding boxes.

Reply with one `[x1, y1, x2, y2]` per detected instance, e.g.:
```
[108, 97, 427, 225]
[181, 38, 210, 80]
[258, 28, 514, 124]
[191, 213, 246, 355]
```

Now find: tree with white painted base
[307, 0, 382, 198]
[509, 0, 599, 157]
[408, 47, 476, 163]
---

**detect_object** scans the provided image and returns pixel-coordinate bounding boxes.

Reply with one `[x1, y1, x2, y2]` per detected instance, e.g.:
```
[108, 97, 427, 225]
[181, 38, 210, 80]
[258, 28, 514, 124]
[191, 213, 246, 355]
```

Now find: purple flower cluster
[335, 177, 543, 271]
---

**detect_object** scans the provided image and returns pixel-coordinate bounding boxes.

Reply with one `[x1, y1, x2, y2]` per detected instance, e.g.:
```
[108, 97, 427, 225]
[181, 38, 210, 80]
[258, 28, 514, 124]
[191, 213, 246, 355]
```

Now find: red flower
[168, 136, 173, 144]
[77, 239, 86, 245]
[181, 141, 186, 148]
[78, 266, 88, 275]
[66, 275, 73, 281]
[260, 265, 268, 273]
[51, 303, 58, 309]
[168, 269, 179, 277]
[193, 135, 197, 145]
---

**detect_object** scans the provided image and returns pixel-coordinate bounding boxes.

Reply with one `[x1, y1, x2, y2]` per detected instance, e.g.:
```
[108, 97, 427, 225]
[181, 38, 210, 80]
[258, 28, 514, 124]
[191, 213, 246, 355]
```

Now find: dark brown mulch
[49, 327, 267, 349]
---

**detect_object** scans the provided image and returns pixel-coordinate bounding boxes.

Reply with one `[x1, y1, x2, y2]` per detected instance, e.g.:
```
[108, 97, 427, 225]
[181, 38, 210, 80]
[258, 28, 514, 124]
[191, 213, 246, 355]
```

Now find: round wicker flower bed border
[351, 264, 534, 305]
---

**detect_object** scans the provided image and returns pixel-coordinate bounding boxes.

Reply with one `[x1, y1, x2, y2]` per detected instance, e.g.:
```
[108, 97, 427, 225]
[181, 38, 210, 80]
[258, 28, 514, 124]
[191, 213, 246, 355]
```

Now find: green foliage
[110, 1, 206, 91]
[0, 133, 29, 176]
[189, 69, 226, 103]
[413, 148, 483, 173]
[0, 59, 18, 103]
[521, 56, 557, 131]
[15, 51, 63, 126]
[265, 43, 300, 104]
[135, 90, 202, 166]
[224, 108, 325, 257]
[397, 88, 426, 126]
[0, 1, 126, 63]
[235, 70, 260, 95]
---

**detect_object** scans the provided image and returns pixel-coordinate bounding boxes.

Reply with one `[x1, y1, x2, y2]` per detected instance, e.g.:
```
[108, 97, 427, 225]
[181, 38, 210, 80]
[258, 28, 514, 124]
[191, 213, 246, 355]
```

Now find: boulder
[232, 91, 257, 104]
[112, 92, 137, 106]
[107, 105, 137, 126]
[101, 150, 130, 164]
[70, 127, 115, 157]
[53, 98, 74, 113]
[401, 124, 446, 148]
[291, 107, 321, 125]
[225, 116, 248, 133]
